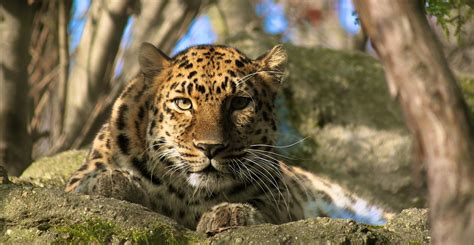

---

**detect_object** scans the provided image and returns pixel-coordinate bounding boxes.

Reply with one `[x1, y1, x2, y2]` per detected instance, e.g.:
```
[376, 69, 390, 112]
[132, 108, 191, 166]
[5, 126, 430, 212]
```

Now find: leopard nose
[194, 143, 226, 159]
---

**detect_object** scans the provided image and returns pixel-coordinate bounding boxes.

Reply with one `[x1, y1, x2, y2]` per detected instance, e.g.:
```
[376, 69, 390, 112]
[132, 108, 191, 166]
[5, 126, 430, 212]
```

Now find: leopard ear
[138, 42, 171, 77]
[255, 44, 287, 77]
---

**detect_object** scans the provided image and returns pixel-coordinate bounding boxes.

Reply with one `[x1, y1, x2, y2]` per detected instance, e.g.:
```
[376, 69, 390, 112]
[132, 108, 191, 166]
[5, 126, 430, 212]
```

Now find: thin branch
[55, 0, 69, 137]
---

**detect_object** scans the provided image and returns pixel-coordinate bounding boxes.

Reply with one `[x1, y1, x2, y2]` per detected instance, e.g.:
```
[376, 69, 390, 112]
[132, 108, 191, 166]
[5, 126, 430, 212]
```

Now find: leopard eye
[173, 98, 193, 111]
[231, 97, 251, 110]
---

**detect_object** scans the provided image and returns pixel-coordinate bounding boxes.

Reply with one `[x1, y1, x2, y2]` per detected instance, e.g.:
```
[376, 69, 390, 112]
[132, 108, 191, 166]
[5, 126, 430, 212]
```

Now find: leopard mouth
[190, 158, 231, 174]
[199, 164, 219, 174]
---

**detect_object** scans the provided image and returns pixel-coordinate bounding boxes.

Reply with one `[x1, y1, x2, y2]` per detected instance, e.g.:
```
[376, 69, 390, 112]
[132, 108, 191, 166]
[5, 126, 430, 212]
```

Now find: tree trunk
[120, 0, 205, 83]
[61, 0, 134, 150]
[210, 0, 259, 39]
[52, 0, 69, 143]
[0, 1, 34, 176]
[354, 1, 474, 244]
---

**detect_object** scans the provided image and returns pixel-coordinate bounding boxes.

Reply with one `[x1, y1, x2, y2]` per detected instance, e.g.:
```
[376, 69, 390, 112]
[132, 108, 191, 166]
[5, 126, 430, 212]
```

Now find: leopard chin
[186, 172, 237, 192]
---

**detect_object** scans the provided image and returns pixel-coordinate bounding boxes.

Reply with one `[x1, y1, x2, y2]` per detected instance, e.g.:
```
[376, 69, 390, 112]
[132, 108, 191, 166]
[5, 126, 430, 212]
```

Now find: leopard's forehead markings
[165, 45, 255, 98]
[172, 45, 251, 66]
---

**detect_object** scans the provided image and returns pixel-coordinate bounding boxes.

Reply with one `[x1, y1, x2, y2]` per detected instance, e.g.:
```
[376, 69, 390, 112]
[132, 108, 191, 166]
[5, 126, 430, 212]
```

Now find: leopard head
[140, 43, 286, 192]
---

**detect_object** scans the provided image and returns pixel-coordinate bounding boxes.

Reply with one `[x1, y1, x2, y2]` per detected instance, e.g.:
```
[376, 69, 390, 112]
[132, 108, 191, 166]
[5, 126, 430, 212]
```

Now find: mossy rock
[209, 209, 429, 244]
[0, 184, 203, 244]
[19, 150, 88, 188]
[0, 183, 428, 244]
[282, 45, 404, 130]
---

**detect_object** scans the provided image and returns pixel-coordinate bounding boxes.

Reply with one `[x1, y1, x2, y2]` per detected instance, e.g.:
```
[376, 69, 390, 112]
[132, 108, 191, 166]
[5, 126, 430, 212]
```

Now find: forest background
[1, 0, 474, 243]
[2, 0, 472, 176]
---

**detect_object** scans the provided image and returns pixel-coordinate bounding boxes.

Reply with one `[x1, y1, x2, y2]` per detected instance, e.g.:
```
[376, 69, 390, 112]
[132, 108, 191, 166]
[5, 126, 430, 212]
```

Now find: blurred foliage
[425, 0, 474, 41]
[459, 76, 474, 116]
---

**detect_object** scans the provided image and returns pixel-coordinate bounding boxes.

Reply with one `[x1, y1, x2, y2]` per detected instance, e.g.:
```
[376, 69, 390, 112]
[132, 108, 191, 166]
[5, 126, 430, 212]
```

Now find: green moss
[129, 223, 202, 245]
[53, 218, 202, 244]
[53, 219, 117, 244]
[367, 225, 384, 229]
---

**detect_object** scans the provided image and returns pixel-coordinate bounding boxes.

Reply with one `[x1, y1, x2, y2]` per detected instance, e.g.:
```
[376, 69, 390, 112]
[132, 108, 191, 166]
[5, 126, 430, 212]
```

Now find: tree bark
[62, 0, 134, 150]
[120, 0, 205, 83]
[211, 0, 259, 39]
[0, 1, 34, 176]
[354, 1, 474, 244]
[52, 0, 69, 142]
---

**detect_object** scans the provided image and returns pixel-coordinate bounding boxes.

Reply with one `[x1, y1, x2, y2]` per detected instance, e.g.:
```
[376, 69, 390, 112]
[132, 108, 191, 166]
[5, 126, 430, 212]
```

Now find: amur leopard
[65, 43, 391, 234]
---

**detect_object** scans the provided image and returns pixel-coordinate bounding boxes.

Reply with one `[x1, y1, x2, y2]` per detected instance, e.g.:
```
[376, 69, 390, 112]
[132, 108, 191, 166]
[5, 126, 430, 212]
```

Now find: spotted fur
[65, 43, 391, 233]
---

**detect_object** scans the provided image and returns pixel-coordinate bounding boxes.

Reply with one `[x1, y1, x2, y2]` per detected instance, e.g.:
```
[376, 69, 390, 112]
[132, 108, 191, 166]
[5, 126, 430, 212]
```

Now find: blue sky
[256, 0, 289, 35]
[337, 0, 360, 35]
[171, 15, 217, 56]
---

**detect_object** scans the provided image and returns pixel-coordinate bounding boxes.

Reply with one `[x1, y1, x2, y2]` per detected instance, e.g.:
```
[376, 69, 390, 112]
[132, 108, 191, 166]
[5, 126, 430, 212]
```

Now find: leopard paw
[78, 169, 151, 208]
[196, 202, 263, 235]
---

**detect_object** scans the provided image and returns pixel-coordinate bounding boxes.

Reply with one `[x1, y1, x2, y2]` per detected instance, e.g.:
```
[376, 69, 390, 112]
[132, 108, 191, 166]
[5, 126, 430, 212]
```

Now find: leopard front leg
[70, 168, 151, 208]
[196, 202, 264, 235]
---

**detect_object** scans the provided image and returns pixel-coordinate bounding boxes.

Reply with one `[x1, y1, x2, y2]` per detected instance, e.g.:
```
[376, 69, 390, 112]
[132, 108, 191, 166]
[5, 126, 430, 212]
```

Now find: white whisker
[250, 136, 309, 149]
[238, 158, 279, 209]
[247, 150, 315, 203]
[243, 157, 289, 210]
[246, 148, 298, 160]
